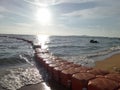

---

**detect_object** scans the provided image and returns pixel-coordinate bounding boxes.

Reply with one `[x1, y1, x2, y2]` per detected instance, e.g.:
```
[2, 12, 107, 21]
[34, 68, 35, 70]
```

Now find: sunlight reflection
[42, 82, 51, 90]
[37, 35, 50, 49]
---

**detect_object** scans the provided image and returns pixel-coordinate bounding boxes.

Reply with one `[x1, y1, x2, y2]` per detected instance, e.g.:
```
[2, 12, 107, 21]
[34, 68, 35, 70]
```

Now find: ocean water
[0, 34, 120, 90]
[0, 35, 43, 90]
[43, 36, 120, 66]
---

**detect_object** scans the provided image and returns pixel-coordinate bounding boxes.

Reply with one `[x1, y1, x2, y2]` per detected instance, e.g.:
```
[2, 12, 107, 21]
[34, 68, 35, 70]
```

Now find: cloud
[0, 6, 7, 13]
[0, 0, 36, 23]
[62, 0, 120, 19]
[14, 22, 32, 27]
[23, 0, 99, 7]
[0, 6, 9, 19]
[0, 14, 4, 19]
[55, 0, 97, 4]
[23, 0, 57, 7]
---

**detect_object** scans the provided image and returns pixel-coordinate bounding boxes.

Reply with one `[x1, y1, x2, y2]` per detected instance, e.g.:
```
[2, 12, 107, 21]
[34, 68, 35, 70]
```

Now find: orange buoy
[34, 48, 42, 53]
[105, 73, 120, 82]
[33, 45, 41, 49]
[88, 77, 119, 90]
[41, 59, 53, 67]
[67, 63, 80, 67]
[26, 40, 33, 44]
[45, 60, 57, 70]
[34, 53, 43, 63]
[74, 66, 92, 73]
[60, 64, 92, 87]
[43, 59, 65, 69]
[72, 72, 95, 90]
[53, 62, 75, 82]
[87, 68, 109, 76]
[60, 67, 83, 87]
[53, 65, 69, 82]
[118, 87, 120, 90]
[48, 63, 63, 76]
[96, 75, 105, 78]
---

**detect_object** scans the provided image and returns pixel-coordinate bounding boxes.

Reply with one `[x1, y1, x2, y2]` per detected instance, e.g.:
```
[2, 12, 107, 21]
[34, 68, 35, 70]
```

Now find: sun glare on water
[36, 7, 52, 25]
[37, 35, 49, 49]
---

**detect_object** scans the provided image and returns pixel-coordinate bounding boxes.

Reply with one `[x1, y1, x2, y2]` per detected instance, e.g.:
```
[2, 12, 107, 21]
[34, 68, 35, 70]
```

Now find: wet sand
[95, 53, 120, 73]
[18, 80, 69, 90]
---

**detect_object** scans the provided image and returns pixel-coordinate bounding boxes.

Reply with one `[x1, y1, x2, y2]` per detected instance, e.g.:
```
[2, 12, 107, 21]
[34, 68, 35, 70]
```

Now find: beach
[0, 35, 120, 90]
[95, 53, 120, 73]
[18, 53, 120, 90]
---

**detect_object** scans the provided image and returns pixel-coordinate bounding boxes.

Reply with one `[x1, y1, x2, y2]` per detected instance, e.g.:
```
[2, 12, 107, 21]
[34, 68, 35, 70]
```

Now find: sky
[0, 0, 120, 37]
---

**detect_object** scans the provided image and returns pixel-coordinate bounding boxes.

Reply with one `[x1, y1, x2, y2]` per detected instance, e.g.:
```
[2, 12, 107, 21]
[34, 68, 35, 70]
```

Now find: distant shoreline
[95, 53, 120, 73]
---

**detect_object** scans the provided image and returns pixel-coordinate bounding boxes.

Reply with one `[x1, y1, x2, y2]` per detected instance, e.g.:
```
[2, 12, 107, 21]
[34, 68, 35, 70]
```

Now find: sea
[0, 34, 120, 90]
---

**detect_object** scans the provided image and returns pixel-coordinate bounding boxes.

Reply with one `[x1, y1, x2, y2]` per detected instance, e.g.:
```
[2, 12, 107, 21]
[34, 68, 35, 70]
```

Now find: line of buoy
[2, 36, 120, 90]
[34, 45, 120, 90]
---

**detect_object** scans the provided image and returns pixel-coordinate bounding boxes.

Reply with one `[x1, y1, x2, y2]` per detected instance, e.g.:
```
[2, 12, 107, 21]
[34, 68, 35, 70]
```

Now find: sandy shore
[18, 81, 68, 90]
[95, 53, 120, 73]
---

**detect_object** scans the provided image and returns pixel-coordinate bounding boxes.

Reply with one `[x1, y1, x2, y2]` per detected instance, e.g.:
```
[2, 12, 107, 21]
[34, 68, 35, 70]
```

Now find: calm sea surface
[0, 34, 120, 90]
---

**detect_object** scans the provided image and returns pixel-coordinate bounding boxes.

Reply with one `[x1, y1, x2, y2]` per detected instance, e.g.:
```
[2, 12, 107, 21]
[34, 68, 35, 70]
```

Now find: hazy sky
[0, 0, 120, 37]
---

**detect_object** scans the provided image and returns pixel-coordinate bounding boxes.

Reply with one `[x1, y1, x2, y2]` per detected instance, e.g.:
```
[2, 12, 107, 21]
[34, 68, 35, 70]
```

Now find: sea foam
[0, 67, 43, 90]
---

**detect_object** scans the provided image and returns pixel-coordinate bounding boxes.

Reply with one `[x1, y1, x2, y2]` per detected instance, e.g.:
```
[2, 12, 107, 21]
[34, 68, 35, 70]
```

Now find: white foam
[0, 67, 43, 90]
[61, 56, 95, 67]
[87, 46, 120, 58]
[60, 46, 120, 67]
[19, 55, 33, 66]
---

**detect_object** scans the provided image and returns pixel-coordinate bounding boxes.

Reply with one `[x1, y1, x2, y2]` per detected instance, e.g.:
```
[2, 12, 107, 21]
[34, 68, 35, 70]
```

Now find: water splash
[19, 55, 33, 66]
[0, 67, 43, 90]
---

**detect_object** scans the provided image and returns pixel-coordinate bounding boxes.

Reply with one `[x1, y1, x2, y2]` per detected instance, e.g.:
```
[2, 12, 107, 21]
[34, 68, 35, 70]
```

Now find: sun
[36, 7, 52, 25]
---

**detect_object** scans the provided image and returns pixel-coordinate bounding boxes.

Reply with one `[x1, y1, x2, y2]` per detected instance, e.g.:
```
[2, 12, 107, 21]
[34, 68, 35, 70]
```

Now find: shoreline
[95, 53, 120, 73]
[18, 81, 68, 90]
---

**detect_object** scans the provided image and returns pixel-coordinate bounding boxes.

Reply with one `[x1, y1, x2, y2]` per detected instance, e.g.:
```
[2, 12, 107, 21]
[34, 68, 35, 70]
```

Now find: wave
[0, 54, 33, 66]
[48, 45, 85, 49]
[19, 55, 34, 66]
[59, 45, 120, 67]
[0, 67, 43, 90]
[87, 46, 120, 58]
[61, 55, 95, 67]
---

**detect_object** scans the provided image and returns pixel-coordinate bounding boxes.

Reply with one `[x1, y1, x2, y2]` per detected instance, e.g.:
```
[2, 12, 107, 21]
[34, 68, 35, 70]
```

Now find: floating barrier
[118, 87, 120, 90]
[9, 37, 33, 45]
[87, 68, 109, 76]
[34, 48, 49, 54]
[60, 65, 84, 87]
[53, 63, 74, 82]
[45, 60, 62, 70]
[95, 75, 105, 78]
[35, 53, 44, 63]
[74, 66, 92, 73]
[72, 73, 95, 90]
[48, 63, 64, 76]
[60, 67, 81, 87]
[44, 60, 55, 69]
[88, 77, 119, 90]
[105, 73, 120, 82]
[0, 36, 7, 37]
[4, 36, 120, 90]
[35, 52, 50, 61]
[33, 45, 41, 49]
[34, 48, 42, 53]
